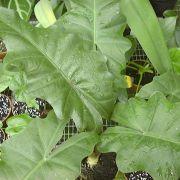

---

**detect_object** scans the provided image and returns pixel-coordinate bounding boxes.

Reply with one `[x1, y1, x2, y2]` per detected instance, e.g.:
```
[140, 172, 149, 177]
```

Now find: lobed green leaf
[98, 93, 180, 180]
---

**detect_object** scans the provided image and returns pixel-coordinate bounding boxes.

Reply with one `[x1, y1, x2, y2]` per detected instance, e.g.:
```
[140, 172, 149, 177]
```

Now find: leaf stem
[136, 72, 143, 93]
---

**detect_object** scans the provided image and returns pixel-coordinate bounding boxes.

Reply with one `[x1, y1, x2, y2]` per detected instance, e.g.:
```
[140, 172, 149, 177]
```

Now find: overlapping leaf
[98, 93, 180, 180]
[137, 72, 180, 102]
[0, 112, 99, 180]
[0, 8, 116, 132]
[0, 0, 35, 21]
[61, 0, 131, 76]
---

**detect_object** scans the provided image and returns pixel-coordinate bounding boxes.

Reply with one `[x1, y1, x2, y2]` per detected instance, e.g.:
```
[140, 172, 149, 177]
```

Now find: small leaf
[137, 72, 180, 102]
[0, 112, 99, 180]
[98, 93, 180, 180]
[5, 114, 32, 136]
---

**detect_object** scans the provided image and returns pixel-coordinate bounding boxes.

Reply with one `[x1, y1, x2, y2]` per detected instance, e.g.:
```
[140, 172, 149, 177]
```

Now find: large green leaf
[0, 112, 99, 180]
[0, 0, 35, 21]
[137, 72, 180, 102]
[0, 8, 116, 132]
[61, 0, 131, 76]
[98, 93, 180, 180]
[120, 0, 172, 74]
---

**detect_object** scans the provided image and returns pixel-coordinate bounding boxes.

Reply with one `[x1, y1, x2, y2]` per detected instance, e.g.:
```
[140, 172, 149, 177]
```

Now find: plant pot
[0, 94, 12, 123]
[149, 0, 177, 17]
[12, 100, 28, 116]
[0, 129, 6, 144]
[125, 171, 153, 180]
[0, 40, 7, 61]
[12, 98, 48, 118]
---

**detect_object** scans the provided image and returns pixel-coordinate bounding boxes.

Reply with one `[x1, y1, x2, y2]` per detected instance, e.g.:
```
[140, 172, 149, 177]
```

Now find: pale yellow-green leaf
[34, 0, 56, 28]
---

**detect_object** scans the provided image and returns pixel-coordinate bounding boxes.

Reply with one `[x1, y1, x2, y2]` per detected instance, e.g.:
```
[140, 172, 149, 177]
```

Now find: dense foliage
[0, 0, 179, 179]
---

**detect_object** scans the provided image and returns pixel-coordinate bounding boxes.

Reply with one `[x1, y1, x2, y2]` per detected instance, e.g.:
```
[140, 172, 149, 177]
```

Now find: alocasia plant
[98, 93, 180, 180]
[0, 0, 179, 179]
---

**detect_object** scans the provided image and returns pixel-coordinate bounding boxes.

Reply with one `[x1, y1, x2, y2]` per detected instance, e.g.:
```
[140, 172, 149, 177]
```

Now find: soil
[77, 152, 118, 180]
[0, 94, 11, 122]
